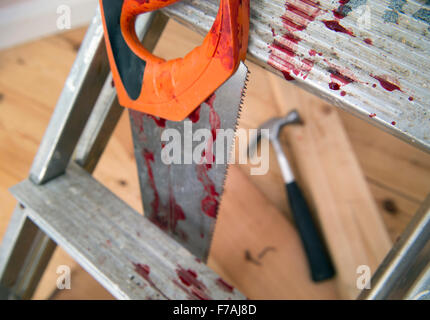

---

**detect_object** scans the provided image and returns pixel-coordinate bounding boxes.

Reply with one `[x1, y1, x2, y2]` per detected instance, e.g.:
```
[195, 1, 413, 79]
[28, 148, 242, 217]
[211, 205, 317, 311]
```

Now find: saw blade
[130, 62, 249, 261]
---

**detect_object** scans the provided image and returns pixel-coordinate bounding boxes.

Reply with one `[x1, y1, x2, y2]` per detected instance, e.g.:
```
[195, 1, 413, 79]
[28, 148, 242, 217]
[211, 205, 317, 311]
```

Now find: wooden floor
[1, 20, 430, 300]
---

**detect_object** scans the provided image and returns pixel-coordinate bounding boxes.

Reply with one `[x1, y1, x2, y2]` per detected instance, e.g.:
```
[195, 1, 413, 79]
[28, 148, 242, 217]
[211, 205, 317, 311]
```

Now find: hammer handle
[286, 181, 335, 282]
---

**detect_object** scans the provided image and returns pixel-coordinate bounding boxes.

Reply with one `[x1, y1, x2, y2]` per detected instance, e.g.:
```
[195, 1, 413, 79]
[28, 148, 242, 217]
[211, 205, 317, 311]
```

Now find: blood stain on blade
[206, 93, 221, 140]
[188, 105, 201, 123]
[142, 149, 186, 239]
[143, 150, 159, 215]
[197, 164, 220, 219]
[195, 94, 221, 219]
[130, 110, 144, 134]
[147, 114, 167, 127]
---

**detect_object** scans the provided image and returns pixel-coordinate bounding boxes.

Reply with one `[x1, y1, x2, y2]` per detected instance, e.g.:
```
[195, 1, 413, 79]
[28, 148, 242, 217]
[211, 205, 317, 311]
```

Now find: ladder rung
[10, 163, 244, 300]
[163, 0, 430, 152]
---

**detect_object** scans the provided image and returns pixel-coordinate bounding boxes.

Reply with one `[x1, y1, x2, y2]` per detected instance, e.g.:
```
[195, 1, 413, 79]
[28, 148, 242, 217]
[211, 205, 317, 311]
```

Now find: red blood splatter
[147, 115, 166, 128]
[409, 96, 414, 101]
[271, 27, 276, 37]
[168, 184, 186, 233]
[143, 150, 186, 236]
[188, 106, 201, 123]
[191, 288, 211, 300]
[133, 263, 169, 299]
[369, 113, 376, 118]
[130, 110, 144, 134]
[143, 150, 159, 216]
[134, 263, 151, 281]
[332, 10, 345, 19]
[364, 38, 373, 45]
[175, 266, 212, 300]
[372, 75, 402, 92]
[391, 121, 396, 125]
[176, 267, 204, 289]
[340, 90, 346, 96]
[268, 1, 323, 81]
[205, 94, 220, 140]
[329, 69, 354, 85]
[372, 84, 377, 88]
[323, 60, 357, 89]
[329, 82, 340, 90]
[281, 70, 295, 81]
[323, 20, 355, 36]
[172, 279, 209, 300]
[333, 0, 350, 19]
[324, 67, 355, 90]
[309, 49, 317, 56]
[196, 164, 220, 218]
[216, 278, 234, 293]
[194, 94, 221, 219]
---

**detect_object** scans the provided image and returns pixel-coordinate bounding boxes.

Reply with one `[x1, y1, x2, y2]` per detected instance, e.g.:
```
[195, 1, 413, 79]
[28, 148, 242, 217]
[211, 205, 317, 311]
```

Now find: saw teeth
[220, 65, 251, 199]
[197, 63, 251, 261]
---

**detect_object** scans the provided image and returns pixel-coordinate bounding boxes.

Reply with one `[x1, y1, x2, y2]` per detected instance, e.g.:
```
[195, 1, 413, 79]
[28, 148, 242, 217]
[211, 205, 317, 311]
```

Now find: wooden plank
[209, 165, 339, 300]
[339, 111, 430, 203]
[369, 183, 419, 242]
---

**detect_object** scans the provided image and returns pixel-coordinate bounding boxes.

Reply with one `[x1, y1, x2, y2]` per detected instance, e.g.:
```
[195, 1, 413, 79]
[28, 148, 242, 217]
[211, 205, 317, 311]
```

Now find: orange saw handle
[99, 0, 249, 121]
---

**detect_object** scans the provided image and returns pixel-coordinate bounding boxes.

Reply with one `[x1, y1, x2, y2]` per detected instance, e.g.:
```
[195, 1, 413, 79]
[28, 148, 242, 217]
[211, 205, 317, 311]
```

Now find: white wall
[0, 0, 98, 50]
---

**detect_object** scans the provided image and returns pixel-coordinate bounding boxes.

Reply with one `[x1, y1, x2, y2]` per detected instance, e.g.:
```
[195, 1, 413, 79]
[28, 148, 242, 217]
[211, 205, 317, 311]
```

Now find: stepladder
[1, 1, 430, 300]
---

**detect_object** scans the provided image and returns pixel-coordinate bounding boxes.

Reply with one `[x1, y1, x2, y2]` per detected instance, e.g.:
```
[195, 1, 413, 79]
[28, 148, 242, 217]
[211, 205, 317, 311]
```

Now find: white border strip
[0, 0, 98, 50]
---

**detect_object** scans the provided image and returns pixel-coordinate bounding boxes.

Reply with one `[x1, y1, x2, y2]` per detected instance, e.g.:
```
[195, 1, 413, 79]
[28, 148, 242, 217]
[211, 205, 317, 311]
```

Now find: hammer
[249, 110, 335, 282]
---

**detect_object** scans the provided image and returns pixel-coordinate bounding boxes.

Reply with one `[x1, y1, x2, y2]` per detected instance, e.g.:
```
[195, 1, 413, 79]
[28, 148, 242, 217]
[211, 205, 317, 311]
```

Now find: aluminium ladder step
[163, 0, 430, 152]
[9, 163, 244, 300]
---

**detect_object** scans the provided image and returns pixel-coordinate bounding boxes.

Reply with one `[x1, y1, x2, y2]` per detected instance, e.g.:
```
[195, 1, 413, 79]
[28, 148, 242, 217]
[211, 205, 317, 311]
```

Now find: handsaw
[99, 0, 250, 261]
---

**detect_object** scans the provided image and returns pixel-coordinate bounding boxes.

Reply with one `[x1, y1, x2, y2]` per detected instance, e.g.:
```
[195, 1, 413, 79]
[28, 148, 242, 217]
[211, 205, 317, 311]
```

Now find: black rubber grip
[286, 181, 335, 282]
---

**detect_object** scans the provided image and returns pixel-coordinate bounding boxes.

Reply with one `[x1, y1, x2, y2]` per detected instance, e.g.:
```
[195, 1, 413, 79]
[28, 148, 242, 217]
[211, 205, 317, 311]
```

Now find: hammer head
[248, 110, 302, 157]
